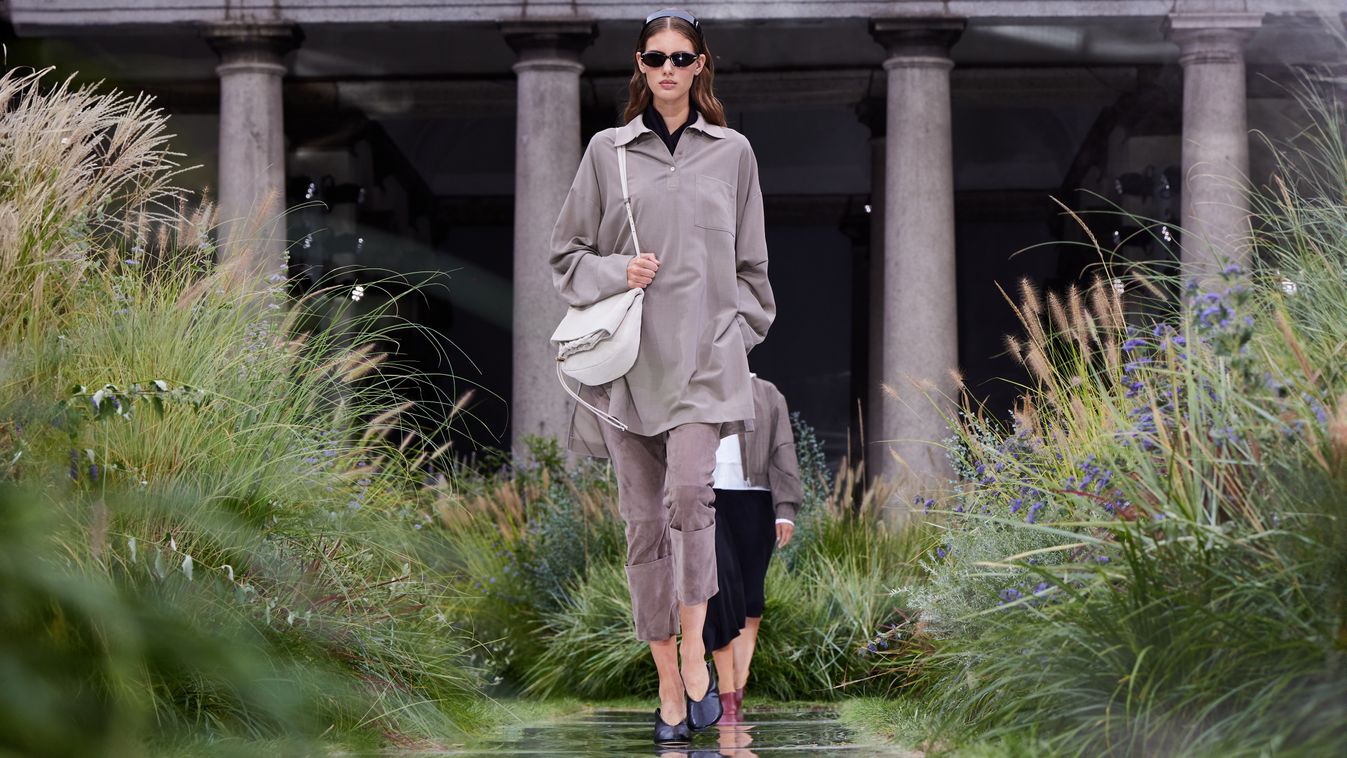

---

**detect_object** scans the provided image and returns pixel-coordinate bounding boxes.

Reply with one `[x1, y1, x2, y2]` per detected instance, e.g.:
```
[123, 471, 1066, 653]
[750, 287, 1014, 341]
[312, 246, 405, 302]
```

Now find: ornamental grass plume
[0, 68, 189, 346]
[1016, 277, 1048, 350]
[1329, 393, 1347, 474]
[1046, 290, 1071, 345]
[1066, 284, 1094, 351]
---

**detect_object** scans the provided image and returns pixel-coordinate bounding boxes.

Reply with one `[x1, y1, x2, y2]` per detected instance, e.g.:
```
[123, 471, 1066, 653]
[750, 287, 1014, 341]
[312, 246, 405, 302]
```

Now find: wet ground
[440, 706, 919, 757]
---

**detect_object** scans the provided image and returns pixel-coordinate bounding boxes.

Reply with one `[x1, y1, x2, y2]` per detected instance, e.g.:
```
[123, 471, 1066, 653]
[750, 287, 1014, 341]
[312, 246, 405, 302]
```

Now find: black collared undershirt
[643, 99, 697, 155]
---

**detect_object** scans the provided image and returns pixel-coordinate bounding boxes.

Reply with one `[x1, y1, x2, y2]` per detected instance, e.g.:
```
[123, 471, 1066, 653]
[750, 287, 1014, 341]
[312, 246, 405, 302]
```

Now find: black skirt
[702, 488, 777, 652]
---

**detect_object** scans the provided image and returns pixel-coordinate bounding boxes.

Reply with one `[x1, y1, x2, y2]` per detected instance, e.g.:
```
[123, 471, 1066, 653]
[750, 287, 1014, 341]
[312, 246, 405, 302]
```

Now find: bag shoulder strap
[617, 146, 642, 257]
[557, 363, 628, 432]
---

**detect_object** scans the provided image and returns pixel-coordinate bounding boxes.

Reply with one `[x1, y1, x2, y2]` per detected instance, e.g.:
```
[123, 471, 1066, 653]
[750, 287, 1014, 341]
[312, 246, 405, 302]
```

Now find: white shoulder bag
[549, 144, 644, 431]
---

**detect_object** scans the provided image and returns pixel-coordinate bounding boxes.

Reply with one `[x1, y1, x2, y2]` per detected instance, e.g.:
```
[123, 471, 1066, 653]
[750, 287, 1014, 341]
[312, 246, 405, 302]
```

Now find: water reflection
[435, 707, 914, 756]
[717, 722, 758, 757]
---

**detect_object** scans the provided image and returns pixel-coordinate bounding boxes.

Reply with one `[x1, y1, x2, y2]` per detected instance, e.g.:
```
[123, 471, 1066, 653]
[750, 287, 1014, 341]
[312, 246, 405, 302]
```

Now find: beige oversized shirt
[550, 112, 775, 456]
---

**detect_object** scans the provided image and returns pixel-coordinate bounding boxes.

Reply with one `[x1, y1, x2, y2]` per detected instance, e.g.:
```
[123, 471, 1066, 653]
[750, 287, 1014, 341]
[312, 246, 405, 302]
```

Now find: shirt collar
[614, 108, 726, 147]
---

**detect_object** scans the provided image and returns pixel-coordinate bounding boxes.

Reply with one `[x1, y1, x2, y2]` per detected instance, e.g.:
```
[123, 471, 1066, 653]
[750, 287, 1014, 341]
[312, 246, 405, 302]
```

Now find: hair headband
[641, 8, 702, 41]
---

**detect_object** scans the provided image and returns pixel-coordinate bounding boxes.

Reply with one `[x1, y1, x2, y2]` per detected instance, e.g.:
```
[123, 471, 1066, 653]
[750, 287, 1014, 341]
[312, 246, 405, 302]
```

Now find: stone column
[871, 19, 964, 513]
[1167, 12, 1262, 276]
[503, 23, 596, 456]
[206, 24, 302, 277]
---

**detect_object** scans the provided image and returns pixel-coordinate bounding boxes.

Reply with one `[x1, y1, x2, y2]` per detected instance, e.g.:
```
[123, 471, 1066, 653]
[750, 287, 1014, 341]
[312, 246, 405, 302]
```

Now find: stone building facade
[5, 1, 1343, 511]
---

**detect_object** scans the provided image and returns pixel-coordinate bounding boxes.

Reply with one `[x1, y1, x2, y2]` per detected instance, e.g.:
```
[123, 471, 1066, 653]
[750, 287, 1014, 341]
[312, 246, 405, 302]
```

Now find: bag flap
[551, 288, 643, 344]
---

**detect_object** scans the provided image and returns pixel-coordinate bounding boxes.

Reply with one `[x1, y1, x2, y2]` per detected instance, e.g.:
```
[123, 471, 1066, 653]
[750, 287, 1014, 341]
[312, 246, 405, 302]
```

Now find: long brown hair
[622, 16, 726, 127]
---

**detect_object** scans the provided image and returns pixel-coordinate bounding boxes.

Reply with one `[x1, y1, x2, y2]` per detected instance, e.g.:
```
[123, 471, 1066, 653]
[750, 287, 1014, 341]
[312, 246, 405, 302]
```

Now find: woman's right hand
[627, 253, 660, 289]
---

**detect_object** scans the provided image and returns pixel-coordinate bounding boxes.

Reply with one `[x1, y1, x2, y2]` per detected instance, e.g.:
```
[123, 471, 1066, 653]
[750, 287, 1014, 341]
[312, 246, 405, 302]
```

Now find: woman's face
[636, 28, 704, 109]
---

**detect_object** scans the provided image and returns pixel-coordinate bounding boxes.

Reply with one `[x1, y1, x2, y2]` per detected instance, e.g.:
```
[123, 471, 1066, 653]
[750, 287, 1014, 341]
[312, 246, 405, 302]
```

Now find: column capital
[502, 22, 596, 69]
[870, 18, 965, 61]
[205, 23, 303, 65]
[1165, 13, 1262, 65]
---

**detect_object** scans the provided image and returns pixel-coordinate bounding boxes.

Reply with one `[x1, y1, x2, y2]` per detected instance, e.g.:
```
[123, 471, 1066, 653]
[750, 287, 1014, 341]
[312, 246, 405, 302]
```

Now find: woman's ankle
[659, 680, 686, 715]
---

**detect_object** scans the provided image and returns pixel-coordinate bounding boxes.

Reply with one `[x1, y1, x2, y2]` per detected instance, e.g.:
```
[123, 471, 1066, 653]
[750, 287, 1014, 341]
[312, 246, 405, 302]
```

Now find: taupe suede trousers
[599, 420, 720, 642]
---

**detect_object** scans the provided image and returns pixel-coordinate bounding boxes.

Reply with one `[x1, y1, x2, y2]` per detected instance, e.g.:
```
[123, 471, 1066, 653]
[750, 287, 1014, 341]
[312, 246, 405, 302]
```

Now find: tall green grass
[0, 67, 485, 753]
[896, 81, 1347, 756]
[436, 425, 935, 701]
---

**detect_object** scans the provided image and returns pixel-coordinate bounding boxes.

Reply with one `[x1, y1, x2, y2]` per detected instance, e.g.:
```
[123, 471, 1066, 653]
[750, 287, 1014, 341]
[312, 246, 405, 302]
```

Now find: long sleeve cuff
[774, 502, 798, 522]
[582, 253, 635, 305]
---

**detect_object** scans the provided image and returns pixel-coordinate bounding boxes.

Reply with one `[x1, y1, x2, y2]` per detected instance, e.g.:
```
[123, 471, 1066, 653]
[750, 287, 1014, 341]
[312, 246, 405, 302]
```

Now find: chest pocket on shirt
[695, 174, 736, 235]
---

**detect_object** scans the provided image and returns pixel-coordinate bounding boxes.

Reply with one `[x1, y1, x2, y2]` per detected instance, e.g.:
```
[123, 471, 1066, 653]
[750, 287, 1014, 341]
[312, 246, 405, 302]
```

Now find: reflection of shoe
[685, 661, 723, 731]
[718, 691, 739, 723]
[654, 709, 691, 745]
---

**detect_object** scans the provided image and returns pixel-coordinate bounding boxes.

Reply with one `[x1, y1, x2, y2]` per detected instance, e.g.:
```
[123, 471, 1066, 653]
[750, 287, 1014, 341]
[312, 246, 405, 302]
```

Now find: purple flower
[1026, 501, 1044, 524]
[1309, 397, 1329, 426]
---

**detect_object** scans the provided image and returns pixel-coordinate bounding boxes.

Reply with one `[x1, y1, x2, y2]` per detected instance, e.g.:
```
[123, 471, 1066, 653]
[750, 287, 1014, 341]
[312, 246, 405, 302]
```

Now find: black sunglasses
[639, 50, 699, 68]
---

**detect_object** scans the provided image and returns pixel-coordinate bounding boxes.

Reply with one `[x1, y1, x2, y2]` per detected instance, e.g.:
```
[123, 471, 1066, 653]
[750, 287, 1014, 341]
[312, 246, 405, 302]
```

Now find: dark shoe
[654, 709, 691, 745]
[685, 661, 722, 731]
[735, 686, 744, 710]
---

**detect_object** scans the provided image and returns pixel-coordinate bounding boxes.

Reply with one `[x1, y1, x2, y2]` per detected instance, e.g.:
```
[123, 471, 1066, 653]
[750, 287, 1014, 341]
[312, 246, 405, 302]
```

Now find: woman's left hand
[776, 521, 794, 548]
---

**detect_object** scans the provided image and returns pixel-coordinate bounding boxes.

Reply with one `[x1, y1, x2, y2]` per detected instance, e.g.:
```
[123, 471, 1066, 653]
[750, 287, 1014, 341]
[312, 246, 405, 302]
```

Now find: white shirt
[713, 434, 793, 526]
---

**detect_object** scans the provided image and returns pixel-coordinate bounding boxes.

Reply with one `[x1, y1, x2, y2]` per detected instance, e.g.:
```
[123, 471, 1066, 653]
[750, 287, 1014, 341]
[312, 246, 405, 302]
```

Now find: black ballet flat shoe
[684, 660, 722, 731]
[654, 708, 691, 745]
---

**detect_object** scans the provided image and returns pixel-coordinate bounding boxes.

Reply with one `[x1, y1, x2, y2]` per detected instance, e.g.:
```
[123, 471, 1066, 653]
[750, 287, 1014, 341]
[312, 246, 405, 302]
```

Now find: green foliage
[439, 422, 932, 701]
[0, 486, 359, 757]
[774, 411, 836, 569]
[892, 80, 1347, 755]
[0, 67, 484, 752]
[838, 697, 942, 753]
[433, 436, 625, 688]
